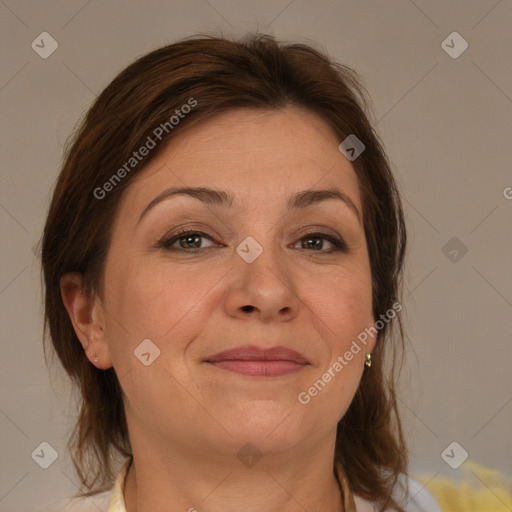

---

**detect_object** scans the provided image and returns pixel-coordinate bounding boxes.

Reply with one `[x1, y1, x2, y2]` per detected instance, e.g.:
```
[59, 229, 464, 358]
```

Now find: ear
[60, 272, 113, 370]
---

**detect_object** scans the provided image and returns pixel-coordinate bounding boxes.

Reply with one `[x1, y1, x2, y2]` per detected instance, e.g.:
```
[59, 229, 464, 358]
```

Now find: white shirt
[49, 459, 441, 512]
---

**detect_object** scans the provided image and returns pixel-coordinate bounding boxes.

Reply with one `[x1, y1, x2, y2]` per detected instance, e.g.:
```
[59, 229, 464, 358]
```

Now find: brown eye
[158, 230, 217, 251]
[296, 233, 347, 253]
[178, 234, 204, 249]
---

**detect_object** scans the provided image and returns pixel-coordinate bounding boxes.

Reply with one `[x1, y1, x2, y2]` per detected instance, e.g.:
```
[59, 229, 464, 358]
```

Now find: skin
[61, 106, 377, 512]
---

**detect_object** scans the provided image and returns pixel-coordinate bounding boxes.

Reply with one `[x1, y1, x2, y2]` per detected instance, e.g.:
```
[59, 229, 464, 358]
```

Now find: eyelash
[155, 228, 348, 254]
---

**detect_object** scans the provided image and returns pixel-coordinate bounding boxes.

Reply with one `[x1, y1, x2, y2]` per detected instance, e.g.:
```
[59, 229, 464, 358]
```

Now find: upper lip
[205, 345, 309, 364]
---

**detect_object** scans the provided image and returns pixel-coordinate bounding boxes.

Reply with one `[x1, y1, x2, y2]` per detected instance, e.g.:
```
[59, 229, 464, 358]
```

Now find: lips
[205, 345, 309, 377]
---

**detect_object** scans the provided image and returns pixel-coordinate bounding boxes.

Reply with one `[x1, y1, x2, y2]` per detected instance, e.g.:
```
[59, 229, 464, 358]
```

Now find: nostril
[241, 305, 255, 313]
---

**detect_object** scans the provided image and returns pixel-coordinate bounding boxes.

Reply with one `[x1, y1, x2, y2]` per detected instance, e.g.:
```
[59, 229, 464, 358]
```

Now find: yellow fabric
[417, 460, 512, 512]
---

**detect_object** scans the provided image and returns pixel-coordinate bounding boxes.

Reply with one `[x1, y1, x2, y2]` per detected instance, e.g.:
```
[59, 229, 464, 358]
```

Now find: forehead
[118, 106, 362, 218]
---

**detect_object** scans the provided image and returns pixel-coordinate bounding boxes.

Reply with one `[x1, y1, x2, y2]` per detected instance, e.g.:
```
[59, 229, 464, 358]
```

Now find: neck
[123, 433, 345, 512]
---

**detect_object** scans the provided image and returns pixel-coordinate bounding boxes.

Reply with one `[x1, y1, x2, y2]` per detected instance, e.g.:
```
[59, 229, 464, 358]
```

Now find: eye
[294, 232, 347, 253]
[156, 229, 218, 251]
[155, 229, 347, 254]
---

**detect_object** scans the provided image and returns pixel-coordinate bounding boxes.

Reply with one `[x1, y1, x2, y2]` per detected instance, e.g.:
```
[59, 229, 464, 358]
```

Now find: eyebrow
[136, 186, 361, 225]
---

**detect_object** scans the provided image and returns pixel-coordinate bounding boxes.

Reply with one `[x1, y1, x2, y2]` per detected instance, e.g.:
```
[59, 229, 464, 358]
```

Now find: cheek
[102, 257, 222, 361]
[297, 271, 371, 422]
[307, 266, 373, 343]
[301, 263, 373, 410]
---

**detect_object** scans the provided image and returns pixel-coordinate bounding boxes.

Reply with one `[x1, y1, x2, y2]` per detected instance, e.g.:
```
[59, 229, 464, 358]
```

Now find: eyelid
[160, 224, 222, 242]
[292, 224, 345, 243]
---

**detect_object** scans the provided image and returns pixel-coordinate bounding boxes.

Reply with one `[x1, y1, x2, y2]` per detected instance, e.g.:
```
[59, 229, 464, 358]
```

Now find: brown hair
[42, 32, 408, 510]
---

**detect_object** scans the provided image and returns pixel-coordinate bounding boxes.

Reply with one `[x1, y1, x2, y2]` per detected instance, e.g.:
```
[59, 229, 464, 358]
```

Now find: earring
[365, 353, 372, 368]
[93, 353, 99, 364]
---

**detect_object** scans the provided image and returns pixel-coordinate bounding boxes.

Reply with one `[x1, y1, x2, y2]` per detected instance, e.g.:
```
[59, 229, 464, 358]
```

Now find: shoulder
[403, 477, 442, 512]
[353, 475, 442, 512]
[46, 458, 130, 512]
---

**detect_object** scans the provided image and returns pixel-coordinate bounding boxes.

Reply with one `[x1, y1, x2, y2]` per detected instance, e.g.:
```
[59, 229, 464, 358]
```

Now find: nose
[223, 240, 301, 323]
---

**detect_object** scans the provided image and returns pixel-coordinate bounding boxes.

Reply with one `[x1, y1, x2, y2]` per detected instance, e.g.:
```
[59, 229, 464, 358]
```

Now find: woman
[42, 33, 440, 512]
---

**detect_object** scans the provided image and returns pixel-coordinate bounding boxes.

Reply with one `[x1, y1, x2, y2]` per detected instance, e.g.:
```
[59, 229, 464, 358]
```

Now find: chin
[215, 403, 314, 451]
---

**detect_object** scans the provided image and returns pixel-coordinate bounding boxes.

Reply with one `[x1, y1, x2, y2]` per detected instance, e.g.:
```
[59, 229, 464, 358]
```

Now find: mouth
[205, 345, 310, 377]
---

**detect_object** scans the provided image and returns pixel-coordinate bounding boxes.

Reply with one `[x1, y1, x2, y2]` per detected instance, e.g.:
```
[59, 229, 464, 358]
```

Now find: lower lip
[207, 360, 307, 377]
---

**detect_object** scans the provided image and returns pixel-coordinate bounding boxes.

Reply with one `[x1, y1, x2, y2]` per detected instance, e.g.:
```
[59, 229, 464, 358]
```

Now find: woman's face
[98, 106, 376, 458]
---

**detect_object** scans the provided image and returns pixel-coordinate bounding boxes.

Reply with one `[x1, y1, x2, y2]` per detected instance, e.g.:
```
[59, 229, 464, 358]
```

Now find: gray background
[1, 0, 511, 510]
